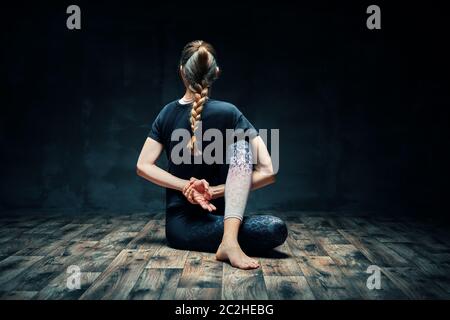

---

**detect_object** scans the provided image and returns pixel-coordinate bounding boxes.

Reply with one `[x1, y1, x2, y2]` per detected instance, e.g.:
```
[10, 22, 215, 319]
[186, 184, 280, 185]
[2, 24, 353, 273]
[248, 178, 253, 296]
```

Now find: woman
[137, 40, 287, 270]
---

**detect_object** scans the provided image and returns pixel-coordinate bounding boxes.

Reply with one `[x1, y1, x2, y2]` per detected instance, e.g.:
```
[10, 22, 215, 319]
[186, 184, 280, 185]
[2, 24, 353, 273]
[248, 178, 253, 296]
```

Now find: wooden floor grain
[0, 212, 449, 300]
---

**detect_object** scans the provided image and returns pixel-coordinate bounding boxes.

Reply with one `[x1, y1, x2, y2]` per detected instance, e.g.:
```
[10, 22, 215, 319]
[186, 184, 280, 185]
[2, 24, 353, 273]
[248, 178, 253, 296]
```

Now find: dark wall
[2, 1, 449, 215]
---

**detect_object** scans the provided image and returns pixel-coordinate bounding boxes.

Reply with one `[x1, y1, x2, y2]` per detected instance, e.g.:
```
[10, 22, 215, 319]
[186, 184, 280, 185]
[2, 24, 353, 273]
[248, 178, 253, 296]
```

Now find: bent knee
[242, 215, 288, 249]
[269, 216, 288, 247]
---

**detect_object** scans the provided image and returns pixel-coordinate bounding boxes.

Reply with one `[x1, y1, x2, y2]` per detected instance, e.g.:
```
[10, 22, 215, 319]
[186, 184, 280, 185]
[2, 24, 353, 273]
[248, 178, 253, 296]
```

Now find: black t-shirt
[148, 98, 258, 214]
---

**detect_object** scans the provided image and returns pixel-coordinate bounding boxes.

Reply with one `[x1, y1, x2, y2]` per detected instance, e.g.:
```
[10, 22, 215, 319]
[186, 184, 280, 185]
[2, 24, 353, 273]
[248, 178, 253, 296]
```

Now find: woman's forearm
[211, 170, 275, 199]
[251, 169, 276, 190]
[137, 163, 188, 191]
[137, 138, 188, 191]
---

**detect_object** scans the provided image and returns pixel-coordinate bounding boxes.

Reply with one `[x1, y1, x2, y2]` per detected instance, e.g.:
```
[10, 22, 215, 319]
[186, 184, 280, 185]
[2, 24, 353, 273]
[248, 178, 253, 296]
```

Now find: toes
[234, 260, 254, 270]
[250, 259, 259, 268]
[237, 262, 258, 270]
[244, 259, 259, 269]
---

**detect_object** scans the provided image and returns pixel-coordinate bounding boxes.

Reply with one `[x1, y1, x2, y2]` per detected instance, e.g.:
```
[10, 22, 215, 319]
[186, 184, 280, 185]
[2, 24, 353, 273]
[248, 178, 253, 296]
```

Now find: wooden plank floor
[0, 211, 449, 300]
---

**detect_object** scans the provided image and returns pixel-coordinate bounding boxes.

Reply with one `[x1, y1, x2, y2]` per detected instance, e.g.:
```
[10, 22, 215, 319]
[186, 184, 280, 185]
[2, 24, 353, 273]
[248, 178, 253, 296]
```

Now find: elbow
[137, 161, 156, 178]
[136, 162, 146, 177]
[262, 166, 276, 184]
[266, 162, 277, 184]
[268, 171, 277, 184]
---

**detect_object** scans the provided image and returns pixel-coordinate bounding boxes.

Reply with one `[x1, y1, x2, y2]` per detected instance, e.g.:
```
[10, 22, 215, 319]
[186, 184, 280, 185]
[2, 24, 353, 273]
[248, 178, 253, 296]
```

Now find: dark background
[1, 1, 449, 217]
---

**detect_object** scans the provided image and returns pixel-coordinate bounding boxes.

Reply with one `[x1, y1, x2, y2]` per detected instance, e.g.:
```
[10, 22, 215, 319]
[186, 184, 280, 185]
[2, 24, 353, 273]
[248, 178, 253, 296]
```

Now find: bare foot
[216, 242, 259, 270]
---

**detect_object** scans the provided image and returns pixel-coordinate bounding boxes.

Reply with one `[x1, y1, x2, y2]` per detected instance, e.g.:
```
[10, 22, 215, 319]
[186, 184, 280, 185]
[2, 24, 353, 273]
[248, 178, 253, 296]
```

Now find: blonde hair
[179, 41, 219, 154]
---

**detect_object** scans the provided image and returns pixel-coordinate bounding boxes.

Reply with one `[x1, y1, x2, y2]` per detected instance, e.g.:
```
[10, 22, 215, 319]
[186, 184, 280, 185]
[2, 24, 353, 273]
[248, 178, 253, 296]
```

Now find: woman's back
[148, 98, 257, 213]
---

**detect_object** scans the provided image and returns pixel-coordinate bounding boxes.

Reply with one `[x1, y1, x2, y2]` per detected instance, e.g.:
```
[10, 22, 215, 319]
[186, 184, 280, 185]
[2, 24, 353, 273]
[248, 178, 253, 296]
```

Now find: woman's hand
[183, 178, 216, 212]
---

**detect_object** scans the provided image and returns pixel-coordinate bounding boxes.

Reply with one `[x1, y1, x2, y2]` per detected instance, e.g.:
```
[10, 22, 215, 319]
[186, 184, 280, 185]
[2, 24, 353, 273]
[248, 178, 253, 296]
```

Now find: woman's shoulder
[155, 99, 180, 119]
[208, 99, 241, 116]
[161, 99, 180, 111]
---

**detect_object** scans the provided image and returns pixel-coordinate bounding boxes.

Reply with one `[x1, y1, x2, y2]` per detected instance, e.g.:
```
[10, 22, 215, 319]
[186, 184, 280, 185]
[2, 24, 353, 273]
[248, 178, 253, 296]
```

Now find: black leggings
[165, 209, 288, 254]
